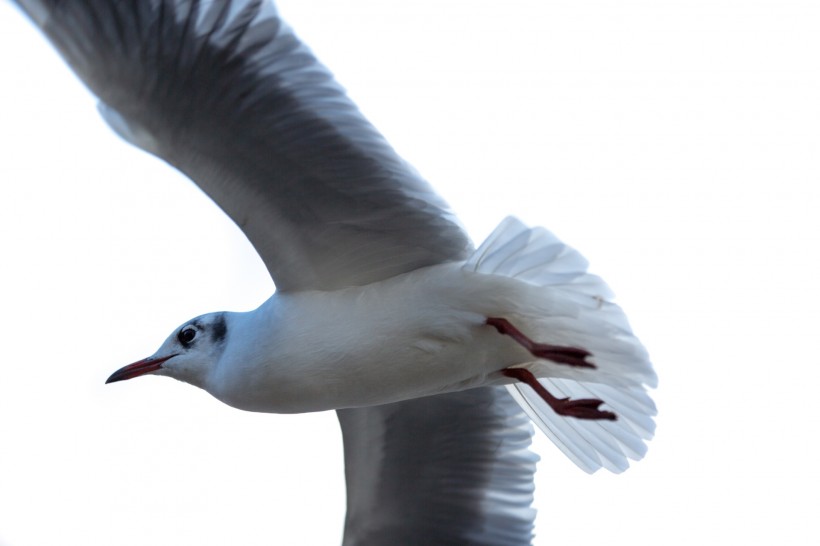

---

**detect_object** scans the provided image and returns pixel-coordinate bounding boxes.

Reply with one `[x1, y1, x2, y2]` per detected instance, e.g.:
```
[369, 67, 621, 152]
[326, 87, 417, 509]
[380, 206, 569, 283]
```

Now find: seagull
[13, 1, 657, 544]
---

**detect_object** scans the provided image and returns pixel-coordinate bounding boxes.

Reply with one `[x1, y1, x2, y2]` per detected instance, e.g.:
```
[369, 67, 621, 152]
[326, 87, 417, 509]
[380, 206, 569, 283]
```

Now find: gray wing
[16, 0, 470, 291]
[14, 1, 539, 543]
[338, 388, 538, 545]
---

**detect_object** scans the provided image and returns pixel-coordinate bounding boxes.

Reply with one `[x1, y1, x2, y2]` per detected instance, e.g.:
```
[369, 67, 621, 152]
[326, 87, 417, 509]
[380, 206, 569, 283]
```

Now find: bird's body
[208, 264, 512, 413]
[119, 217, 655, 459]
[211, 265, 510, 413]
[12, 0, 658, 542]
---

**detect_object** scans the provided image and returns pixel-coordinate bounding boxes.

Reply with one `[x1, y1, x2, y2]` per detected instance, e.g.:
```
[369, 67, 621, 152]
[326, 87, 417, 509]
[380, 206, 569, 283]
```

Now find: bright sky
[1, 0, 818, 544]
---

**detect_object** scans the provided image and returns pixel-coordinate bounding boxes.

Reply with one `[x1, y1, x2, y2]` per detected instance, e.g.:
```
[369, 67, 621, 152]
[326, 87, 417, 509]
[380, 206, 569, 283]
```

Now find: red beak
[106, 354, 177, 384]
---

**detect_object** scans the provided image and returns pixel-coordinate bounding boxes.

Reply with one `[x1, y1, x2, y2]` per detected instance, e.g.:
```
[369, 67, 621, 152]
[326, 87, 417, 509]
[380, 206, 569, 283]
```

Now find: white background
[1, 0, 818, 544]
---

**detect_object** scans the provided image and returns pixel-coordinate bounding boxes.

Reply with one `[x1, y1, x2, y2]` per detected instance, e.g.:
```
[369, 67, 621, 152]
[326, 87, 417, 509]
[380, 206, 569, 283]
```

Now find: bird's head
[106, 312, 229, 389]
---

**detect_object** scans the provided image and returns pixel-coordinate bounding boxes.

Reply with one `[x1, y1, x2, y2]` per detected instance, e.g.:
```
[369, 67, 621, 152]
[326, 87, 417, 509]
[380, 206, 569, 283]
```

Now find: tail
[464, 217, 657, 473]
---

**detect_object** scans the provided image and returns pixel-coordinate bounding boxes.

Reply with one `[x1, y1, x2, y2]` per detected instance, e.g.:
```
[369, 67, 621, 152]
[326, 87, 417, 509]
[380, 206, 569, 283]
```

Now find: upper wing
[15, 0, 471, 291]
[338, 387, 538, 546]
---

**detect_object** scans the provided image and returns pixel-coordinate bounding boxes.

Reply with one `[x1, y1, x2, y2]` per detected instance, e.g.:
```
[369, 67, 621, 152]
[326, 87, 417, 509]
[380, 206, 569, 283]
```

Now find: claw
[552, 397, 617, 421]
[486, 317, 595, 368]
[502, 367, 617, 421]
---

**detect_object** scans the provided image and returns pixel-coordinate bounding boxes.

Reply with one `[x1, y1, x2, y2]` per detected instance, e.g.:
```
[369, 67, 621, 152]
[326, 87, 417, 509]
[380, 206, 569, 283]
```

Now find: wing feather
[338, 387, 538, 545]
[17, 0, 471, 291]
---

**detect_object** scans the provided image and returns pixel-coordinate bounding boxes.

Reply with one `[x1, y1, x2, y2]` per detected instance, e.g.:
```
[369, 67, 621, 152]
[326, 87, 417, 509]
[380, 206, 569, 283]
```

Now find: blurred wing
[15, 0, 471, 291]
[338, 387, 538, 546]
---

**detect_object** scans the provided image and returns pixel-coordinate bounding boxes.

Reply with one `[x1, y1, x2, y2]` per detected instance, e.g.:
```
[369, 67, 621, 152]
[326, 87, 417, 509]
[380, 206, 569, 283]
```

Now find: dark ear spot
[211, 313, 227, 344]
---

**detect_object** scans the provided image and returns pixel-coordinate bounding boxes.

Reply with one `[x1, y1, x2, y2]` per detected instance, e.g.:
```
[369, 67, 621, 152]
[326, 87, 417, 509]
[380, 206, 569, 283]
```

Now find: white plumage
[12, 0, 657, 542]
[466, 217, 657, 473]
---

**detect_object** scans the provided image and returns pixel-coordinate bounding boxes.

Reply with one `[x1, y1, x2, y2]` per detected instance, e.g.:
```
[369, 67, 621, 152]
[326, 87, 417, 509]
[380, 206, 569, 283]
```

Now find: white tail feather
[466, 217, 657, 473]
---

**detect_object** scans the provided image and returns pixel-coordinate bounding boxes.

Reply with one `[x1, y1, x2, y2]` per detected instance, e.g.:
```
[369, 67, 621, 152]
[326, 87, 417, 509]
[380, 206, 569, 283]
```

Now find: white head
[106, 312, 230, 390]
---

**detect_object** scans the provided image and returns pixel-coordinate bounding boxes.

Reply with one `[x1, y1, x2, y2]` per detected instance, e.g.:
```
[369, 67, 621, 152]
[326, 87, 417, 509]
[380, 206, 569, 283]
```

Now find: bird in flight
[12, 1, 657, 543]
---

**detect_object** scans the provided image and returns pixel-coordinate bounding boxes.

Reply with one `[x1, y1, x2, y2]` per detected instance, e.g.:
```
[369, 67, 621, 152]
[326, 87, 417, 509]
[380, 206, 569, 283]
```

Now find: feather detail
[466, 217, 657, 473]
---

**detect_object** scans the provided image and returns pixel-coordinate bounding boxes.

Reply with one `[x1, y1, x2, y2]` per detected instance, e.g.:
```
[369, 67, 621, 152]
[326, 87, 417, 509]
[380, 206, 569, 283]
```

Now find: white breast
[208, 263, 528, 414]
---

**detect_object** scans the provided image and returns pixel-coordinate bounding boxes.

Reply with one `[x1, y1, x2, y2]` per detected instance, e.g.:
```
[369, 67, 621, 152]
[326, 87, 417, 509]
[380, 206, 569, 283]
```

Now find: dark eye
[178, 327, 196, 346]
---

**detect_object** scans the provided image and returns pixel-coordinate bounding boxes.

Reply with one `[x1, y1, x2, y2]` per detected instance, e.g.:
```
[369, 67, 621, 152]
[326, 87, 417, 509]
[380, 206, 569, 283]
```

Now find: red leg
[503, 367, 617, 421]
[486, 317, 594, 368]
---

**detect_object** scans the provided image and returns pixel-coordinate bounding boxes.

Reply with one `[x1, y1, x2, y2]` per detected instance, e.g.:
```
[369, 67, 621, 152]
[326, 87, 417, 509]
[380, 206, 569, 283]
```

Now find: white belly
[211, 263, 529, 413]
